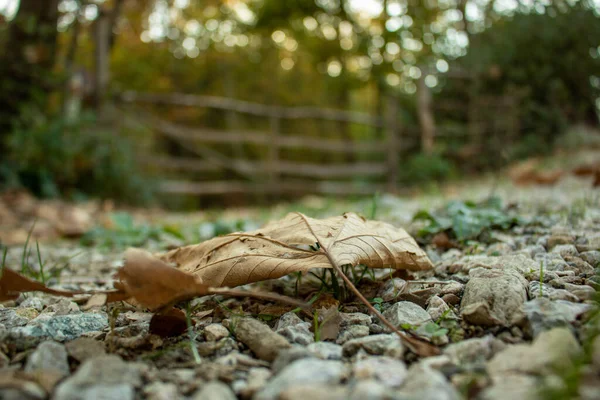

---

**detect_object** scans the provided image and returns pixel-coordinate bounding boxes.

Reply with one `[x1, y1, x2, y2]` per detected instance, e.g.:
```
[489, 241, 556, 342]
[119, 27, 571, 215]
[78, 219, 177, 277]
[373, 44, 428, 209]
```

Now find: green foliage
[1, 112, 153, 204]
[402, 152, 458, 183]
[459, 3, 600, 141]
[81, 212, 164, 249]
[413, 197, 523, 241]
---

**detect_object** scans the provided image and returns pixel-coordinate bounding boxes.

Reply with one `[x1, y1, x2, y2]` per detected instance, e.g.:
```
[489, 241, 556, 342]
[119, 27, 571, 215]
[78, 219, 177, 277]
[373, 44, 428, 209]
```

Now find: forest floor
[1, 152, 600, 400]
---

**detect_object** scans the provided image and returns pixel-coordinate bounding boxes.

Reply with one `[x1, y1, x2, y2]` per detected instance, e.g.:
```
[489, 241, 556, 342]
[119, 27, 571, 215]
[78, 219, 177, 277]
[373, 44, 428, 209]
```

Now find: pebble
[54, 355, 142, 400]
[0, 308, 34, 329]
[342, 334, 404, 358]
[275, 312, 314, 346]
[24, 340, 70, 378]
[524, 298, 592, 336]
[191, 381, 236, 400]
[339, 312, 372, 327]
[203, 324, 230, 342]
[551, 244, 579, 257]
[397, 363, 460, 400]
[278, 385, 348, 400]
[232, 317, 291, 362]
[254, 358, 346, 400]
[528, 281, 579, 302]
[7, 313, 108, 349]
[444, 335, 506, 365]
[427, 295, 454, 321]
[381, 301, 432, 329]
[349, 380, 391, 400]
[18, 297, 45, 312]
[479, 374, 539, 400]
[352, 356, 407, 387]
[535, 253, 569, 272]
[439, 281, 464, 296]
[442, 254, 538, 276]
[306, 342, 343, 360]
[65, 337, 106, 362]
[144, 382, 181, 400]
[377, 278, 407, 301]
[487, 327, 581, 376]
[580, 250, 600, 267]
[336, 325, 370, 344]
[460, 268, 527, 326]
[271, 347, 313, 373]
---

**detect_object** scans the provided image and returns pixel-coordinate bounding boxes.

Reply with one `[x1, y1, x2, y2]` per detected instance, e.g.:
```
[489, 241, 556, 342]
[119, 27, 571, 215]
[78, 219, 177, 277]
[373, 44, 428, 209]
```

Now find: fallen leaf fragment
[149, 308, 188, 338]
[0, 268, 81, 302]
[316, 307, 342, 341]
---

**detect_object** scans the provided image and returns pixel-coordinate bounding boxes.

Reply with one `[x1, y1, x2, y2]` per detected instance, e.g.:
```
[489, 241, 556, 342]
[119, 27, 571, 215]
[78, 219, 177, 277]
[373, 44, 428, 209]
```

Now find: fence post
[268, 115, 281, 195]
[384, 96, 399, 193]
[417, 73, 435, 154]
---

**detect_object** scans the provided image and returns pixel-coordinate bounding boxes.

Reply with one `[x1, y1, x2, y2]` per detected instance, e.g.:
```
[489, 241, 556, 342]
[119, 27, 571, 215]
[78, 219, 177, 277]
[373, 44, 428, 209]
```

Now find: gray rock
[339, 312, 372, 327]
[278, 385, 348, 400]
[547, 233, 575, 249]
[486, 242, 513, 256]
[524, 298, 592, 336]
[352, 356, 407, 387]
[236, 367, 271, 398]
[192, 381, 235, 400]
[255, 358, 346, 400]
[487, 327, 581, 376]
[25, 341, 69, 377]
[272, 347, 313, 373]
[441, 254, 539, 276]
[349, 380, 391, 400]
[551, 244, 579, 257]
[232, 317, 290, 362]
[307, 342, 343, 360]
[397, 364, 460, 400]
[479, 374, 539, 400]
[528, 281, 579, 302]
[342, 334, 404, 358]
[336, 325, 370, 345]
[275, 313, 314, 346]
[8, 313, 108, 349]
[65, 337, 106, 362]
[19, 297, 45, 312]
[535, 253, 568, 272]
[144, 382, 181, 400]
[439, 281, 464, 296]
[54, 355, 142, 400]
[0, 350, 9, 368]
[378, 278, 407, 302]
[203, 324, 230, 342]
[580, 251, 600, 267]
[42, 298, 80, 315]
[444, 335, 506, 365]
[558, 282, 597, 301]
[518, 244, 546, 259]
[460, 268, 527, 326]
[427, 295, 455, 321]
[0, 307, 37, 329]
[382, 301, 431, 329]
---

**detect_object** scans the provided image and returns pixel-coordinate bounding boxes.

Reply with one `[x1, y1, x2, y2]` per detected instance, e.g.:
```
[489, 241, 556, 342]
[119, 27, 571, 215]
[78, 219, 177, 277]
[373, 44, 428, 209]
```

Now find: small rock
[444, 335, 506, 365]
[19, 297, 45, 312]
[339, 312, 372, 327]
[348, 380, 390, 400]
[397, 364, 460, 400]
[563, 255, 595, 275]
[0, 308, 33, 328]
[479, 374, 538, 400]
[551, 244, 579, 257]
[439, 281, 464, 296]
[279, 385, 348, 400]
[528, 281, 579, 302]
[42, 299, 80, 315]
[535, 253, 569, 272]
[486, 242, 513, 256]
[192, 381, 236, 400]
[336, 325, 369, 345]
[580, 251, 600, 267]
[65, 338, 106, 362]
[352, 356, 407, 387]
[441, 293, 461, 306]
[144, 382, 181, 400]
[547, 234, 575, 249]
[307, 342, 343, 360]
[460, 268, 527, 326]
[8, 313, 108, 349]
[377, 278, 407, 301]
[559, 282, 597, 301]
[524, 298, 592, 336]
[518, 244, 546, 259]
[427, 295, 454, 321]
[237, 367, 271, 398]
[25, 341, 69, 377]
[487, 327, 581, 376]
[342, 334, 404, 358]
[442, 254, 538, 276]
[255, 358, 346, 400]
[0, 351, 9, 368]
[53, 355, 142, 400]
[272, 347, 313, 373]
[382, 301, 432, 329]
[232, 317, 291, 362]
[275, 313, 313, 346]
[203, 324, 230, 342]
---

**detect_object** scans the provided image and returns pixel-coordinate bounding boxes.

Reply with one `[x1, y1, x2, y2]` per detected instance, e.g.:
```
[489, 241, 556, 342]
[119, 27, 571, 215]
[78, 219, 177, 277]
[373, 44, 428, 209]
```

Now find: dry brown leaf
[159, 212, 432, 288]
[0, 268, 81, 302]
[317, 307, 342, 341]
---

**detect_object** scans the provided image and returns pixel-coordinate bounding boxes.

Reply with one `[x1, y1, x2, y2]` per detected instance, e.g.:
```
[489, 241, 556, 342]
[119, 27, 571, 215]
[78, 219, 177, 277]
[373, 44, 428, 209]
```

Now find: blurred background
[0, 0, 599, 209]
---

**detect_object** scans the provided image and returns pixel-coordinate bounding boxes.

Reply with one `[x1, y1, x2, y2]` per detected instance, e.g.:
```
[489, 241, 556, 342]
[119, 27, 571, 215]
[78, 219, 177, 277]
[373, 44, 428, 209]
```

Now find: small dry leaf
[0, 268, 81, 302]
[317, 307, 342, 341]
[160, 212, 432, 288]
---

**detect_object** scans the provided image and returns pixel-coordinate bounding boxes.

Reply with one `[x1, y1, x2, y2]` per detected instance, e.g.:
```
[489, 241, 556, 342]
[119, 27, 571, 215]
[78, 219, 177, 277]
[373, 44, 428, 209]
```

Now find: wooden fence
[119, 91, 405, 196]
[118, 83, 521, 198]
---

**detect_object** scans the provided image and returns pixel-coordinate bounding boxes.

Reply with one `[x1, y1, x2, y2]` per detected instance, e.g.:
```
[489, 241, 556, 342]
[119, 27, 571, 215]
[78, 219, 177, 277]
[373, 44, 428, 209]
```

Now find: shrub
[402, 151, 458, 183]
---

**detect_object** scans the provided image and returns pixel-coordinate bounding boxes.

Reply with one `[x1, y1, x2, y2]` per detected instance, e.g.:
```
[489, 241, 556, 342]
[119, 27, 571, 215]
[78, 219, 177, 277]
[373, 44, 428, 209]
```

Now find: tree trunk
[0, 0, 60, 150]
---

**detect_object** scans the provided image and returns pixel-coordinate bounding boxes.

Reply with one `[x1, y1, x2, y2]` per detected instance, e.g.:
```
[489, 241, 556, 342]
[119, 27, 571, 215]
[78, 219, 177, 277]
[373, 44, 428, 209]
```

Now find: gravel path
[1, 174, 599, 400]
